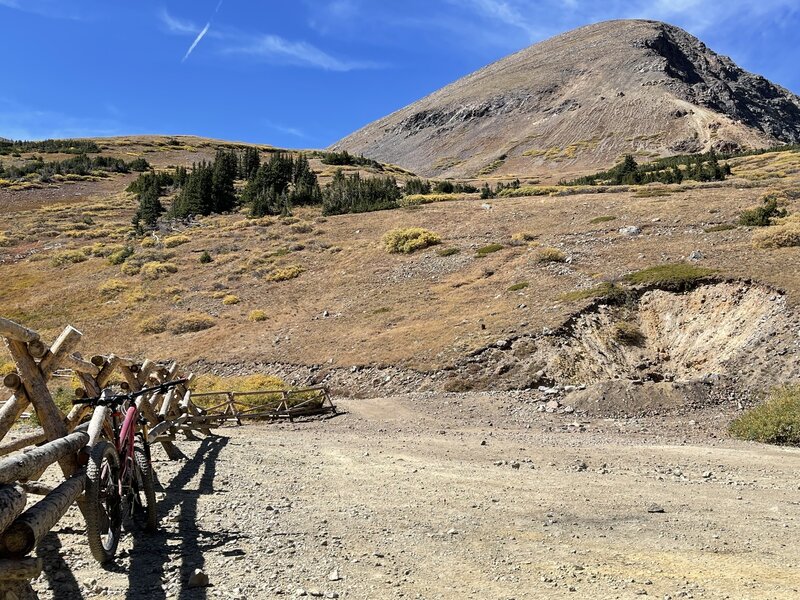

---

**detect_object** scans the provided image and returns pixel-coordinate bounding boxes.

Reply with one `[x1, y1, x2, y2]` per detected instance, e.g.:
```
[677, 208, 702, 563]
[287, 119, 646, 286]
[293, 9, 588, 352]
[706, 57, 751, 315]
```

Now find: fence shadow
[125, 435, 231, 600]
[36, 532, 82, 599]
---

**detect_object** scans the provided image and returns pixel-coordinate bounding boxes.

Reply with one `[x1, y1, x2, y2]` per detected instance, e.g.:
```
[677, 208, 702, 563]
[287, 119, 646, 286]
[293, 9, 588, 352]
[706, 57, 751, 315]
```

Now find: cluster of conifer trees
[562, 153, 731, 186]
[0, 138, 101, 156]
[0, 154, 149, 182]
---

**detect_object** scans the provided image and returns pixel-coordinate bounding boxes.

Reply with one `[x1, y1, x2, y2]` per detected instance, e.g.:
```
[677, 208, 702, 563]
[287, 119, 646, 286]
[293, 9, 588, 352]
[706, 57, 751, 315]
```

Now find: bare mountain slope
[333, 20, 800, 179]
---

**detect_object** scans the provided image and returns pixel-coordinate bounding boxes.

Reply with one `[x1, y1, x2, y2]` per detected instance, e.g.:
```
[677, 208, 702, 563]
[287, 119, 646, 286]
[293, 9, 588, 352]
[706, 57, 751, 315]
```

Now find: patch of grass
[164, 235, 190, 248]
[268, 265, 305, 282]
[739, 198, 787, 227]
[497, 186, 562, 198]
[399, 193, 460, 207]
[140, 262, 178, 280]
[614, 321, 645, 346]
[140, 236, 156, 248]
[372, 307, 391, 315]
[99, 279, 128, 299]
[222, 294, 240, 305]
[624, 263, 717, 288]
[249, 310, 268, 322]
[170, 314, 215, 334]
[191, 374, 288, 408]
[633, 188, 673, 198]
[289, 222, 314, 234]
[120, 262, 141, 276]
[199, 250, 213, 263]
[383, 228, 442, 254]
[590, 215, 617, 224]
[138, 314, 171, 335]
[508, 282, 529, 292]
[536, 247, 566, 263]
[752, 222, 800, 249]
[51, 249, 88, 267]
[704, 224, 736, 233]
[511, 232, 537, 244]
[436, 247, 460, 257]
[729, 386, 800, 446]
[475, 243, 504, 257]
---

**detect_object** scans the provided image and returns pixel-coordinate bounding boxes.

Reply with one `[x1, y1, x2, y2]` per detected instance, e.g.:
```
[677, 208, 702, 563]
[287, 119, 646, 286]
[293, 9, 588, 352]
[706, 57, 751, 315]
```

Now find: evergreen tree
[211, 149, 238, 213]
[239, 147, 261, 180]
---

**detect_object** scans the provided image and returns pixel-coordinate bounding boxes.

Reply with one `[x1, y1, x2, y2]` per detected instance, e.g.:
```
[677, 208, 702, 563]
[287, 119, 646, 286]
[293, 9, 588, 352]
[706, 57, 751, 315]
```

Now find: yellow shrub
[222, 294, 240, 305]
[399, 194, 460, 207]
[268, 266, 305, 282]
[164, 235, 190, 248]
[170, 314, 215, 334]
[511, 232, 537, 244]
[140, 262, 178, 280]
[0, 232, 12, 247]
[536, 247, 567, 263]
[192, 374, 287, 407]
[99, 279, 128, 299]
[140, 236, 156, 248]
[383, 227, 441, 254]
[138, 315, 171, 334]
[249, 310, 268, 322]
[51, 249, 88, 267]
[120, 262, 141, 276]
[752, 223, 800, 249]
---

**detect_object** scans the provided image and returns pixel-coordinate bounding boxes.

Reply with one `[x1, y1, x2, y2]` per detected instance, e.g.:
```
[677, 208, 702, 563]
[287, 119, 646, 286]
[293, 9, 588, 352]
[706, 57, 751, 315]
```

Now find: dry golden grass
[140, 262, 178, 280]
[384, 227, 441, 254]
[752, 223, 800, 249]
[164, 234, 190, 248]
[222, 294, 240, 305]
[267, 266, 305, 282]
[536, 247, 566, 263]
[249, 309, 268, 322]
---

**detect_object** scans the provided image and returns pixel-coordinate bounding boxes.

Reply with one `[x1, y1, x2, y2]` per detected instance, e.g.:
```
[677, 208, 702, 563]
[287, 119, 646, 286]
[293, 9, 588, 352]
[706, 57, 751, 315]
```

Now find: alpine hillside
[333, 19, 800, 180]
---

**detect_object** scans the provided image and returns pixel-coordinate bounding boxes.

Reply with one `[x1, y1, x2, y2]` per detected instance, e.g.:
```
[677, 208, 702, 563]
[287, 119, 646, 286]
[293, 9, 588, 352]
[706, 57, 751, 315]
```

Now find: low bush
[108, 246, 134, 265]
[508, 282, 529, 291]
[268, 265, 305, 282]
[138, 314, 171, 334]
[199, 250, 213, 263]
[289, 223, 314, 234]
[191, 374, 288, 407]
[729, 386, 800, 445]
[222, 294, 240, 305]
[624, 263, 716, 288]
[164, 235, 190, 248]
[120, 262, 141, 276]
[51, 249, 88, 267]
[436, 247, 460, 257]
[383, 228, 441, 254]
[475, 243, 504, 257]
[249, 310, 268, 322]
[170, 314, 215, 334]
[99, 279, 128, 299]
[560, 282, 629, 303]
[738, 198, 787, 226]
[399, 193, 460, 208]
[536, 248, 566, 263]
[752, 222, 800, 249]
[614, 321, 645, 346]
[140, 262, 178, 280]
[590, 215, 617, 224]
[140, 236, 156, 248]
[510, 232, 537, 245]
[497, 186, 561, 198]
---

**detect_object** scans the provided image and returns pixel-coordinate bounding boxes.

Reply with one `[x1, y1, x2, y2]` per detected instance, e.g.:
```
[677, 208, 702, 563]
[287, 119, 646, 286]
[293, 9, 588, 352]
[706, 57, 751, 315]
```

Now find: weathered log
[26, 340, 47, 360]
[96, 355, 120, 388]
[137, 359, 156, 386]
[0, 557, 42, 581]
[0, 473, 85, 558]
[0, 432, 88, 485]
[4, 341, 77, 478]
[0, 486, 26, 534]
[37, 326, 82, 376]
[0, 391, 30, 449]
[74, 371, 100, 399]
[18, 481, 54, 497]
[1, 374, 21, 392]
[0, 319, 38, 344]
[58, 354, 100, 377]
[64, 403, 90, 433]
[0, 433, 46, 458]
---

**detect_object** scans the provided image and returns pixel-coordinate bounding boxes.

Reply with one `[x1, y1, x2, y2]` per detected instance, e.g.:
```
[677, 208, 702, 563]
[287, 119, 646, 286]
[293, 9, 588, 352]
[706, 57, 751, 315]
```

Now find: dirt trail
[30, 393, 800, 599]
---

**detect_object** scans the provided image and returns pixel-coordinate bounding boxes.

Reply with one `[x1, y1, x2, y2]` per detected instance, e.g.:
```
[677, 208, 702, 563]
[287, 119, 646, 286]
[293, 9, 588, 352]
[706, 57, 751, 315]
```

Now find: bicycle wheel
[131, 444, 158, 532]
[85, 441, 122, 564]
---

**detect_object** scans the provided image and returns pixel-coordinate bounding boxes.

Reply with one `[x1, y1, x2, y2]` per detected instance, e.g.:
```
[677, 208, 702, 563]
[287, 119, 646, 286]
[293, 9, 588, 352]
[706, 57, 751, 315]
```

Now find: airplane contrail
[182, 21, 211, 62]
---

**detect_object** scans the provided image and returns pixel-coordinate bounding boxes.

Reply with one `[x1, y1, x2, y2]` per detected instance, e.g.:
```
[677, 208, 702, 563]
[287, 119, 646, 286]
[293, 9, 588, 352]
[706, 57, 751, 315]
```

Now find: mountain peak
[334, 20, 800, 179]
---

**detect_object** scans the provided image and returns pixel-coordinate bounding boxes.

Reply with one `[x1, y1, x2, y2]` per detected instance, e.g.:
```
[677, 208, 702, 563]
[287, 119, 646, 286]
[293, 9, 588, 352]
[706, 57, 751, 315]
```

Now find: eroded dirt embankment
[196, 281, 800, 416]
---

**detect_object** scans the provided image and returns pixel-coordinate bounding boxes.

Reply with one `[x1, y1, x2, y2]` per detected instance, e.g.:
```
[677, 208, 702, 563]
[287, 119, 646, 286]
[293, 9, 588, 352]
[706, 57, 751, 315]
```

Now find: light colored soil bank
[29, 394, 800, 599]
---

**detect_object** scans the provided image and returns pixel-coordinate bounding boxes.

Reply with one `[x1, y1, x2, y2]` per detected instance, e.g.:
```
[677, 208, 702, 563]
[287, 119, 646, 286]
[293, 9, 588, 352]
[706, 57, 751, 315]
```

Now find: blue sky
[1, 0, 798, 148]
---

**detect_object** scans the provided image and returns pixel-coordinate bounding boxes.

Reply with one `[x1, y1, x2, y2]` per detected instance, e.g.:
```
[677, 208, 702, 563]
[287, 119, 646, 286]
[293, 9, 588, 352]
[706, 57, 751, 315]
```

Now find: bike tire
[85, 441, 122, 564]
[132, 444, 158, 532]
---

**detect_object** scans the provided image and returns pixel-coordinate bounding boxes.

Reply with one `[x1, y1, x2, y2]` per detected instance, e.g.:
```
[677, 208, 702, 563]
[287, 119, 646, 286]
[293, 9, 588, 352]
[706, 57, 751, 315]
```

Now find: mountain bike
[74, 379, 187, 563]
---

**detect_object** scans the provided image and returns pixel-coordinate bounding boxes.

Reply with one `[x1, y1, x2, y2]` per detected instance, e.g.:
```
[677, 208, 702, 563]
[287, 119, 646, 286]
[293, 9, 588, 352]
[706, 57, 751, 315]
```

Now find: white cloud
[159, 9, 201, 36]
[183, 22, 212, 62]
[223, 34, 378, 71]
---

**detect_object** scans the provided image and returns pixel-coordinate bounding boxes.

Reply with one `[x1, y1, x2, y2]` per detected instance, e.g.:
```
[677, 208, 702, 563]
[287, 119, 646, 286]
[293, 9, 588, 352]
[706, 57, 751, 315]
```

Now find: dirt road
[33, 393, 800, 599]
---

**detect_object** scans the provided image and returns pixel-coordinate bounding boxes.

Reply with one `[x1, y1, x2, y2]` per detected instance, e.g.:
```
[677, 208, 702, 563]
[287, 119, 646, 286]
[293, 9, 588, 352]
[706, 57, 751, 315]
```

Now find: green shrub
[624, 264, 716, 288]
[108, 246, 134, 265]
[475, 243, 504, 257]
[436, 247, 460, 257]
[508, 282, 529, 291]
[590, 215, 617, 224]
[140, 261, 178, 280]
[536, 247, 566, 263]
[560, 282, 629, 303]
[99, 279, 128, 299]
[199, 250, 213, 263]
[729, 386, 800, 445]
[383, 228, 441, 254]
[51, 249, 88, 267]
[738, 199, 787, 226]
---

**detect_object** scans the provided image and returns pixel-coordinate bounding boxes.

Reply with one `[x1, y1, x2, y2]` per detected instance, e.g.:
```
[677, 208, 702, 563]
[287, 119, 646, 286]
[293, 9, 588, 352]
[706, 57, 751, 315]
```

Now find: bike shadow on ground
[124, 434, 232, 600]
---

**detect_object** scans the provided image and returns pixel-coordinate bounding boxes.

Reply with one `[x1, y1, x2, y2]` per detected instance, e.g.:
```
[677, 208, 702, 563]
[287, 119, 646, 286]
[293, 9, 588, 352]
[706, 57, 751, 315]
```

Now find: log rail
[0, 316, 214, 597]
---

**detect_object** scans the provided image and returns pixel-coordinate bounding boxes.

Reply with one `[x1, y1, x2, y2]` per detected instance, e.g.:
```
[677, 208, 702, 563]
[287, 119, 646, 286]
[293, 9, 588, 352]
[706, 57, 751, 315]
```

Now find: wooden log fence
[192, 387, 336, 424]
[0, 316, 215, 597]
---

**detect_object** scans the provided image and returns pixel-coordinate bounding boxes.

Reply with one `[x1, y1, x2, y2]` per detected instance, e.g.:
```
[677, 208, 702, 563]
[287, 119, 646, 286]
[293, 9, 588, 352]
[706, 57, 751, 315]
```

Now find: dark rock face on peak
[333, 20, 800, 179]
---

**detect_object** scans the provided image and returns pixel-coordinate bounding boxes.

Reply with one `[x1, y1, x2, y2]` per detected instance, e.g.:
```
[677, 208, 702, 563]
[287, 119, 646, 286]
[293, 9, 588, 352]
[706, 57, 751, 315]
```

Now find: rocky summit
[333, 19, 800, 180]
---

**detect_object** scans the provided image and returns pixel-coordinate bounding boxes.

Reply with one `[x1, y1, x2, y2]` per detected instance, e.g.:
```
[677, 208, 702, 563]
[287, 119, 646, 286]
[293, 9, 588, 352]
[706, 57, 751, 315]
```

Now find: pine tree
[211, 149, 238, 213]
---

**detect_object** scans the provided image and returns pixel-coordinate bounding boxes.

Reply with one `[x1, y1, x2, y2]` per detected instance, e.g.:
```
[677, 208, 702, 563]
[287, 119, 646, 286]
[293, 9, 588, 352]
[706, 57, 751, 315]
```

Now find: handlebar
[72, 378, 189, 406]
